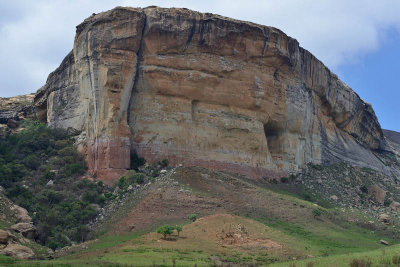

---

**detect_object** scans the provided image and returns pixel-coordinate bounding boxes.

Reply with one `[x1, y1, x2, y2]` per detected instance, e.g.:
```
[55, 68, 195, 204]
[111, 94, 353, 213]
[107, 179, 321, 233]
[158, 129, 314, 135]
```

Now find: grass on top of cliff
[0, 120, 113, 250]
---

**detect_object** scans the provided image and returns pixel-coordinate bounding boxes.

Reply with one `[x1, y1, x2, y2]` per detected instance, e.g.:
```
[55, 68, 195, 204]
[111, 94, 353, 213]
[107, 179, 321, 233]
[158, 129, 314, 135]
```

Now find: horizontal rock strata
[34, 6, 387, 184]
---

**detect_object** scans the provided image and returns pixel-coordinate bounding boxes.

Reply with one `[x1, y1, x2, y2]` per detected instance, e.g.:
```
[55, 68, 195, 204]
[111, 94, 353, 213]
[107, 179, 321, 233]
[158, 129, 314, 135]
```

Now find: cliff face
[34, 6, 388, 184]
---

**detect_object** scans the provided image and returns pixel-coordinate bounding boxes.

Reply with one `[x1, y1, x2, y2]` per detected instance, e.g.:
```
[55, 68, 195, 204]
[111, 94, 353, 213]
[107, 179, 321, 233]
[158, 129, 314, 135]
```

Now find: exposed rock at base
[0, 230, 9, 244]
[390, 201, 400, 212]
[368, 185, 386, 205]
[0, 193, 32, 224]
[0, 244, 35, 259]
[33, 6, 388, 184]
[378, 213, 390, 224]
[10, 223, 36, 239]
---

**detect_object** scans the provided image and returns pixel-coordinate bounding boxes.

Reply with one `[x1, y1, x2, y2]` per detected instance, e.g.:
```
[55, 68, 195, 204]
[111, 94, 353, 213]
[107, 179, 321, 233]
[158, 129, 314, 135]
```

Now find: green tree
[175, 225, 182, 236]
[157, 225, 174, 239]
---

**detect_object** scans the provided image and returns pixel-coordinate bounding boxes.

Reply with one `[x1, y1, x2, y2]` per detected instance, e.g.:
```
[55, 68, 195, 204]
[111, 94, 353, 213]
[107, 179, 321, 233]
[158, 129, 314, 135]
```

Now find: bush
[125, 170, 145, 184]
[280, 177, 289, 183]
[23, 154, 41, 170]
[189, 214, 197, 222]
[360, 185, 368, 194]
[118, 171, 146, 190]
[303, 193, 312, 201]
[160, 159, 168, 167]
[157, 225, 175, 239]
[64, 162, 85, 176]
[117, 176, 129, 190]
[312, 209, 322, 218]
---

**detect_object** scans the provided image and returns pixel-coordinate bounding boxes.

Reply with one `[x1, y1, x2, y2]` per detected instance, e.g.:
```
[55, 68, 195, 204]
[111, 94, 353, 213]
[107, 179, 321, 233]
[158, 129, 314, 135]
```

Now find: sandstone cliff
[33, 6, 389, 184]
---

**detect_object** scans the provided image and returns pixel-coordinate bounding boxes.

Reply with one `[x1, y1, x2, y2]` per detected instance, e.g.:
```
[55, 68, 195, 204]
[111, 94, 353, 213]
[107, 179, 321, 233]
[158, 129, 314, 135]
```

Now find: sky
[0, 0, 399, 131]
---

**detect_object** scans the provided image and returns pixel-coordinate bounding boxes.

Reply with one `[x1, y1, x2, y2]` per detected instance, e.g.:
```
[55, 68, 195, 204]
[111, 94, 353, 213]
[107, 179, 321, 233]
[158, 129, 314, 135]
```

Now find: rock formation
[33, 6, 389, 184]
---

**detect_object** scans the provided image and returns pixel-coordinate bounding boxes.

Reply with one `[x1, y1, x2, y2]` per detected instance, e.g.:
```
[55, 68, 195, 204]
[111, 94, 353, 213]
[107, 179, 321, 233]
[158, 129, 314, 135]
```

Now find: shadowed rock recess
[33, 6, 389, 184]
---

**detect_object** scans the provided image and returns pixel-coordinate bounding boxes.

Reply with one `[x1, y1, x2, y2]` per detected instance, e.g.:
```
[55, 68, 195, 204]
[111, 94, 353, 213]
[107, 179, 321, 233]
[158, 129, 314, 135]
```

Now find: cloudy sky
[0, 0, 399, 131]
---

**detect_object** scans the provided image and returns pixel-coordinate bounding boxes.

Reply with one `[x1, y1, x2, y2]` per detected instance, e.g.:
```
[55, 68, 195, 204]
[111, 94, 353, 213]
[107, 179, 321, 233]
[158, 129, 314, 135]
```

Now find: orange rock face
[34, 7, 387, 184]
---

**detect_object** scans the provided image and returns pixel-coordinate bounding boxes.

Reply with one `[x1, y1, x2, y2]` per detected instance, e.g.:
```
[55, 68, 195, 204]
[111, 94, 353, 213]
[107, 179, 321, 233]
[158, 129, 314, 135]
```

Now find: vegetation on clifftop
[0, 120, 111, 249]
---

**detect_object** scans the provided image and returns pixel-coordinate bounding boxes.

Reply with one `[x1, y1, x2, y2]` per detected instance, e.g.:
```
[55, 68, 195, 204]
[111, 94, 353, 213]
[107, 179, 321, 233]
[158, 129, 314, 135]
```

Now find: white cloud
[0, 0, 399, 97]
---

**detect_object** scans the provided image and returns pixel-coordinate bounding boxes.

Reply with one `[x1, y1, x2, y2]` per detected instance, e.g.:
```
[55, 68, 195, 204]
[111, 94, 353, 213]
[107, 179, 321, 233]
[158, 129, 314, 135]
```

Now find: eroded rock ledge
[34, 6, 387, 184]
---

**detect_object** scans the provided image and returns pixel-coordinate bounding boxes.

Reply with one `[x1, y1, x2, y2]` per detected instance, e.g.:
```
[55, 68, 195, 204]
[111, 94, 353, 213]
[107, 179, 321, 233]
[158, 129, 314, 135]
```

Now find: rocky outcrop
[0, 244, 34, 259]
[0, 94, 35, 124]
[34, 6, 388, 184]
[0, 230, 9, 244]
[383, 129, 400, 155]
[0, 192, 32, 224]
[10, 223, 35, 239]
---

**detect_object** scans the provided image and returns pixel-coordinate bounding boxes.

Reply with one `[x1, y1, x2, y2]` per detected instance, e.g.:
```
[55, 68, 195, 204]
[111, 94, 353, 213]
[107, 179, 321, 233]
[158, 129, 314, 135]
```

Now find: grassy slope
[9, 167, 400, 266]
[272, 244, 400, 267]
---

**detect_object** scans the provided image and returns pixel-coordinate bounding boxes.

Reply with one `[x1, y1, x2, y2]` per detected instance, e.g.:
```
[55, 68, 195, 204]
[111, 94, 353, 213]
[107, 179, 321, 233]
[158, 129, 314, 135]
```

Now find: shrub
[160, 159, 168, 167]
[189, 214, 197, 222]
[157, 225, 174, 239]
[125, 170, 145, 184]
[23, 154, 41, 170]
[303, 193, 313, 201]
[280, 177, 289, 183]
[117, 176, 129, 190]
[312, 209, 322, 218]
[64, 162, 85, 176]
[360, 185, 368, 194]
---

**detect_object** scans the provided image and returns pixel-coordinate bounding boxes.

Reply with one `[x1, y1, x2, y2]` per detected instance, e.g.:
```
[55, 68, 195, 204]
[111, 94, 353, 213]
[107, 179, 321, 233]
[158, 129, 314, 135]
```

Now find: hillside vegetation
[0, 120, 112, 249]
[2, 165, 398, 266]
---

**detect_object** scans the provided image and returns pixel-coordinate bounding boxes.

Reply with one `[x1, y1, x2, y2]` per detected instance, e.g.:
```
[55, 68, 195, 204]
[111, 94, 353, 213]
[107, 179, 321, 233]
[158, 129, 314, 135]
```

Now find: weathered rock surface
[0, 93, 35, 124]
[10, 223, 35, 239]
[0, 192, 32, 224]
[384, 129, 400, 155]
[0, 230, 9, 244]
[9, 204, 31, 223]
[34, 6, 389, 184]
[0, 243, 34, 259]
[378, 213, 391, 224]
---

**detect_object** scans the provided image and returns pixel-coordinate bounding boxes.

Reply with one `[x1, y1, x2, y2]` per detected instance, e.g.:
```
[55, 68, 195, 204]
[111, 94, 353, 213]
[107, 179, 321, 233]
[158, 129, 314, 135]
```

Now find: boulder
[378, 213, 391, 224]
[330, 195, 338, 201]
[9, 204, 31, 223]
[389, 201, 400, 212]
[0, 229, 9, 244]
[0, 244, 34, 259]
[10, 223, 36, 239]
[6, 119, 19, 129]
[380, 240, 389, 246]
[368, 185, 386, 205]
